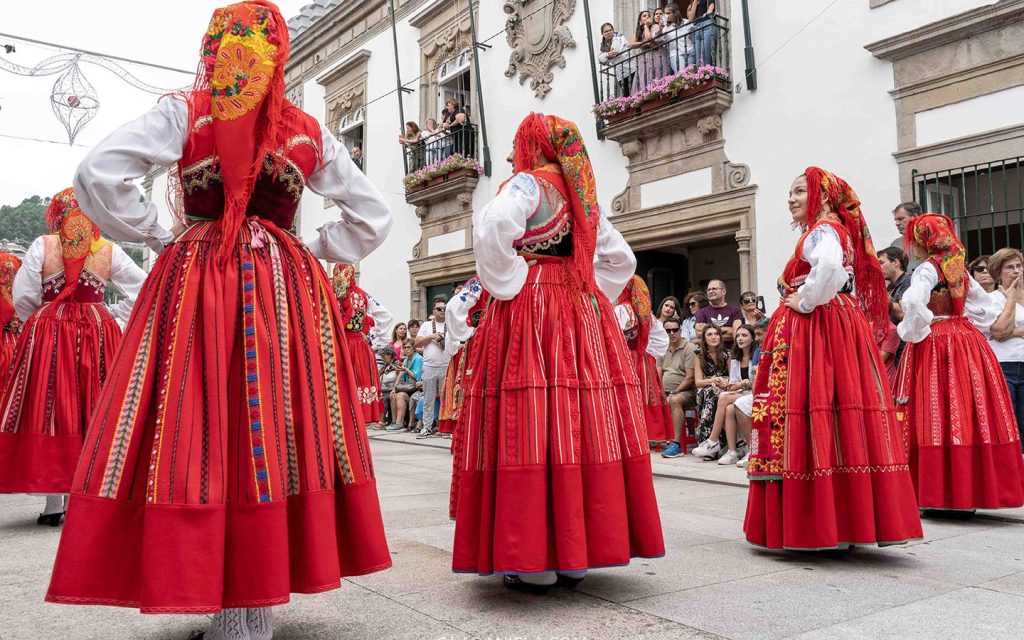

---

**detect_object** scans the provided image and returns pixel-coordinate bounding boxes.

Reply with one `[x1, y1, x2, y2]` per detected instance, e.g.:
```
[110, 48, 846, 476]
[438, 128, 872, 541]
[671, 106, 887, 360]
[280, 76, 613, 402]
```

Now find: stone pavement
[0, 436, 1022, 640]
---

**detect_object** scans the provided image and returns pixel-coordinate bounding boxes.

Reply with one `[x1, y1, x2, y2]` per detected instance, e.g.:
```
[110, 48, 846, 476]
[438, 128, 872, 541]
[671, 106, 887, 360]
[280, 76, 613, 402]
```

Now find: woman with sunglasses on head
[744, 167, 921, 552]
[969, 255, 996, 293]
[681, 291, 708, 342]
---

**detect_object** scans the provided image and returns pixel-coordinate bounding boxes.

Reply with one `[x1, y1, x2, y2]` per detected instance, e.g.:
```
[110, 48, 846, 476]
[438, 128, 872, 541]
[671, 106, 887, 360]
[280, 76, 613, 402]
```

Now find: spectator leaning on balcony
[970, 255, 997, 293]
[661, 3, 695, 73]
[598, 22, 634, 98]
[398, 121, 425, 169]
[891, 201, 923, 272]
[686, 0, 717, 66]
[441, 98, 469, 157]
[630, 9, 669, 93]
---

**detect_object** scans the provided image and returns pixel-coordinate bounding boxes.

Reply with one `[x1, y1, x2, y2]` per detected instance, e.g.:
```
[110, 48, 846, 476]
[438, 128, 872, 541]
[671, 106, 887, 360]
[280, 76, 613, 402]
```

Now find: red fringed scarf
[906, 213, 967, 316]
[800, 166, 888, 330]
[0, 252, 21, 328]
[512, 113, 602, 294]
[183, 1, 291, 256]
[617, 274, 653, 352]
[45, 188, 108, 305]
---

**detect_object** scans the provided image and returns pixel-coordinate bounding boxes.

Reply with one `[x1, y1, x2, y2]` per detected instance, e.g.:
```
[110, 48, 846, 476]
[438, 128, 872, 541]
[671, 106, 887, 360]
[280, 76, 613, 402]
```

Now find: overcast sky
[0, 1, 308, 207]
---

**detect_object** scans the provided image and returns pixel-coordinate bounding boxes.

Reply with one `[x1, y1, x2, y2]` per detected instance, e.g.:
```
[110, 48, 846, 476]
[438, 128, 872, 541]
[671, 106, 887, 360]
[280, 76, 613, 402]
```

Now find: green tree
[0, 196, 49, 244]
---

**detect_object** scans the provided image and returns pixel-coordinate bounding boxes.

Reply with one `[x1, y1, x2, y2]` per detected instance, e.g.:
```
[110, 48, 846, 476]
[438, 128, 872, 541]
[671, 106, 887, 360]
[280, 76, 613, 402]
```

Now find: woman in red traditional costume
[0, 252, 23, 377]
[46, 3, 393, 636]
[332, 263, 394, 426]
[451, 113, 664, 592]
[894, 213, 1024, 511]
[0, 189, 145, 526]
[615, 275, 672, 445]
[744, 167, 922, 550]
[445, 275, 490, 518]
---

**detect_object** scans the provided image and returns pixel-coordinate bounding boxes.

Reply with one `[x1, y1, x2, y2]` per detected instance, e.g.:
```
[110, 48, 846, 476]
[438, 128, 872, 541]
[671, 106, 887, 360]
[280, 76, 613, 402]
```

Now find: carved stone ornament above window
[503, 0, 576, 99]
[326, 86, 365, 135]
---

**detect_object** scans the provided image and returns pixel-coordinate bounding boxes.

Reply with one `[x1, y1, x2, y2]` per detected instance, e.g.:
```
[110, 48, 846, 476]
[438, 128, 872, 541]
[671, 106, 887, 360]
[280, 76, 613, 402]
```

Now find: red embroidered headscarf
[906, 213, 967, 315]
[331, 263, 357, 303]
[187, 1, 290, 255]
[802, 167, 888, 329]
[512, 113, 601, 293]
[45, 188, 108, 304]
[617, 274, 653, 351]
[0, 252, 21, 328]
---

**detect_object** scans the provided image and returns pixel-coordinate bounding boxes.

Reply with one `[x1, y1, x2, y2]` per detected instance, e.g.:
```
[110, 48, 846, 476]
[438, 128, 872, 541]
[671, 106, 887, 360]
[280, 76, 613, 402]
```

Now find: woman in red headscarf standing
[894, 214, 1024, 511]
[615, 275, 673, 444]
[0, 252, 23, 377]
[47, 3, 393, 636]
[744, 168, 922, 551]
[332, 263, 394, 426]
[0, 189, 145, 525]
[451, 114, 664, 592]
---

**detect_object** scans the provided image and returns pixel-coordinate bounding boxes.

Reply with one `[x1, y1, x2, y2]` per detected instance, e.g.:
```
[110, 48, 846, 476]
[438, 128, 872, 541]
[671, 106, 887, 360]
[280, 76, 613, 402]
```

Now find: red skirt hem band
[0, 432, 82, 493]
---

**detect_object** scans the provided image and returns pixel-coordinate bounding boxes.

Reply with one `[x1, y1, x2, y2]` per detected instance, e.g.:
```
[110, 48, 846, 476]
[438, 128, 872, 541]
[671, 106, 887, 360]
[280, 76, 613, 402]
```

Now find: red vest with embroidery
[178, 95, 322, 229]
[778, 221, 854, 297]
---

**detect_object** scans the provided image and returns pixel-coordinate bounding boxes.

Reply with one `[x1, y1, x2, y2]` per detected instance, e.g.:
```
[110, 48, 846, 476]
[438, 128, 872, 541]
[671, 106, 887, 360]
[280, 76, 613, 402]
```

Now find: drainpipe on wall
[467, 1, 492, 177]
[389, 0, 414, 174]
[580, 0, 605, 139]
[740, 0, 757, 91]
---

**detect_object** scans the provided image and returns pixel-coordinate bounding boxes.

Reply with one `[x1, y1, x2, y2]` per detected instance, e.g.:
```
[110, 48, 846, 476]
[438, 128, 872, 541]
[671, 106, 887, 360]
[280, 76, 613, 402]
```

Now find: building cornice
[865, 0, 1024, 61]
[317, 49, 373, 87]
[891, 123, 1024, 163]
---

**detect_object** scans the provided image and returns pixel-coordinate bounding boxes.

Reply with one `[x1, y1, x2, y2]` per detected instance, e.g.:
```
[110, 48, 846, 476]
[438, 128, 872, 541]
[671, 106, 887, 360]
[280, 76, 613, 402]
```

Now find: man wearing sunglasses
[659, 317, 697, 458]
[415, 294, 452, 437]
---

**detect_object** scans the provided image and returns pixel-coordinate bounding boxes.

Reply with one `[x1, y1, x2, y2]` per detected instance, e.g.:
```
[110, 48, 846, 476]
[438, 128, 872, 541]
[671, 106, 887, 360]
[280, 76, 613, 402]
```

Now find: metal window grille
[913, 157, 1023, 258]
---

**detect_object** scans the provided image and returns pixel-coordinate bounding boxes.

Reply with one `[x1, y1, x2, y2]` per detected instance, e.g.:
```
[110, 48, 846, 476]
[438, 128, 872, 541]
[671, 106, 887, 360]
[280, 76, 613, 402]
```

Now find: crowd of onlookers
[598, 2, 720, 97]
[397, 98, 475, 171]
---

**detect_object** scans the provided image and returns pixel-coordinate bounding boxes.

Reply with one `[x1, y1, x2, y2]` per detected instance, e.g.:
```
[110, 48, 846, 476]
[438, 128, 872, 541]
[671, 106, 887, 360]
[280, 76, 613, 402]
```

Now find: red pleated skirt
[451, 259, 665, 574]
[46, 220, 391, 614]
[744, 294, 923, 550]
[0, 328, 19, 378]
[631, 349, 673, 441]
[0, 301, 121, 493]
[895, 316, 1024, 510]
[345, 330, 383, 424]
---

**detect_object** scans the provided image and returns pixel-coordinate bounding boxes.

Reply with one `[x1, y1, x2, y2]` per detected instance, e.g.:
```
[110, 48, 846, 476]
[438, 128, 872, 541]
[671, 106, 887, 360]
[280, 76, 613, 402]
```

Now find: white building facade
[277, 0, 1022, 322]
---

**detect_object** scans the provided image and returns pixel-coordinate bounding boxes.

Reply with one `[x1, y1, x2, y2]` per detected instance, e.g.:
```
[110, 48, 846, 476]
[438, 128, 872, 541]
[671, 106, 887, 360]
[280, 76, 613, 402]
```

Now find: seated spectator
[391, 322, 408, 355]
[970, 255, 996, 293]
[689, 324, 730, 457]
[656, 295, 682, 325]
[739, 290, 764, 326]
[658, 316, 697, 458]
[376, 346, 398, 429]
[598, 21, 634, 98]
[682, 291, 709, 342]
[389, 339, 423, 431]
[725, 397, 753, 468]
[697, 324, 759, 463]
[351, 145, 363, 171]
[398, 121, 425, 170]
[753, 318, 768, 343]
[978, 248, 1024, 443]
[694, 279, 742, 342]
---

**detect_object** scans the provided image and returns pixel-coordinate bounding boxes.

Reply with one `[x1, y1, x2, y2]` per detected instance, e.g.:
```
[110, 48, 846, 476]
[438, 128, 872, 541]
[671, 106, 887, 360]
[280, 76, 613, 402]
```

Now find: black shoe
[502, 575, 549, 595]
[556, 574, 585, 589]
[36, 512, 64, 527]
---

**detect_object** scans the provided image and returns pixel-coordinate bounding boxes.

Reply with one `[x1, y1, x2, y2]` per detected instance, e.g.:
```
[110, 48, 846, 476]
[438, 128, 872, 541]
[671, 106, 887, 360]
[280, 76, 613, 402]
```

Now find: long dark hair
[683, 291, 709, 320]
[731, 324, 759, 362]
[699, 324, 728, 374]
[657, 295, 682, 321]
[600, 22, 615, 52]
[634, 10, 651, 42]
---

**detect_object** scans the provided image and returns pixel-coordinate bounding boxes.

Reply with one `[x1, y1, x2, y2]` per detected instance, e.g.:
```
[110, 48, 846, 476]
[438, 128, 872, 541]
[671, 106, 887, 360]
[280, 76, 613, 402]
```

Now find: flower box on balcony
[403, 154, 485, 194]
[427, 176, 445, 187]
[593, 64, 731, 123]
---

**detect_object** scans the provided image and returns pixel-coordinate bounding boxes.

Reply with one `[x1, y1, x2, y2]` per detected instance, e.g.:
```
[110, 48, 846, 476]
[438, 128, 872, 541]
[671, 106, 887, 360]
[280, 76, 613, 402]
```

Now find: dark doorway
[635, 248, 690, 307]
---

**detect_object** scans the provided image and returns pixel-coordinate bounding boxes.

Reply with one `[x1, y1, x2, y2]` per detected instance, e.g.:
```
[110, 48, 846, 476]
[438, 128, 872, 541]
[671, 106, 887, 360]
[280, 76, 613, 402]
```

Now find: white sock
[206, 608, 250, 640]
[246, 607, 274, 640]
[42, 495, 64, 516]
[557, 570, 587, 579]
[518, 571, 557, 586]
